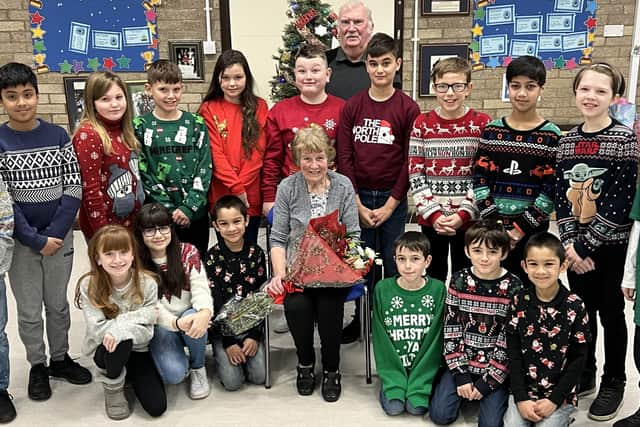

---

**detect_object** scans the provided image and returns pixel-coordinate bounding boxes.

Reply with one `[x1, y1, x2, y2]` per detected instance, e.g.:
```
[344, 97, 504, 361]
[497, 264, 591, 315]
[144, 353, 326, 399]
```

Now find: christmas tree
[270, 0, 338, 102]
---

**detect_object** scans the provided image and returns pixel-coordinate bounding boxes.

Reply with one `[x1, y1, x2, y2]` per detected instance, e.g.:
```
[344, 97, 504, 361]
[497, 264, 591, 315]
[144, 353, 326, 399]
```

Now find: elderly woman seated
[265, 125, 359, 403]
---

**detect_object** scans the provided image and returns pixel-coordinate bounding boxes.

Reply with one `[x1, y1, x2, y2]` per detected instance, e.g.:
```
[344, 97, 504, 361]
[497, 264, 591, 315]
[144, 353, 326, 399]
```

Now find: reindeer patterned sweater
[473, 118, 561, 235]
[409, 109, 491, 227]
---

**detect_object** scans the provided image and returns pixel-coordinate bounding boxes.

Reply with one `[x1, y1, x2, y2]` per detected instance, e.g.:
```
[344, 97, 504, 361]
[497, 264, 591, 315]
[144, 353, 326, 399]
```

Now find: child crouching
[75, 225, 165, 420]
[504, 232, 590, 426]
[372, 231, 446, 416]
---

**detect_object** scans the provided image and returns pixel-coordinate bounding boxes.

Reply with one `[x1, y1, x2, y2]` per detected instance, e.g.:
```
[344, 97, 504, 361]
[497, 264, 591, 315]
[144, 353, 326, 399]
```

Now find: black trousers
[284, 287, 349, 372]
[567, 244, 628, 381]
[94, 340, 167, 417]
[175, 213, 210, 256]
[422, 226, 470, 283]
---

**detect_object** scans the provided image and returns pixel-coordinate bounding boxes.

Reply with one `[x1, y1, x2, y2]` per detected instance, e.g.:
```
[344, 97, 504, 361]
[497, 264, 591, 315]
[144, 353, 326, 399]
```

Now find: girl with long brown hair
[75, 225, 165, 420]
[199, 49, 268, 244]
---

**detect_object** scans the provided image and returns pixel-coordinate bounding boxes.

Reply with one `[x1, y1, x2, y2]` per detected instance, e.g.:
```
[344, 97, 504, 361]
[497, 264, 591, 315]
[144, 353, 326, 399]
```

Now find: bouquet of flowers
[283, 209, 377, 289]
[213, 288, 274, 336]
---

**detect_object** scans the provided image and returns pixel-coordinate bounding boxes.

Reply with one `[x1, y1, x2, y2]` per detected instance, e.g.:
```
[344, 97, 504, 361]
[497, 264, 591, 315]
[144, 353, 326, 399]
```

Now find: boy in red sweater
[262, 44, 345, 217]
[337, 33, 420, 342]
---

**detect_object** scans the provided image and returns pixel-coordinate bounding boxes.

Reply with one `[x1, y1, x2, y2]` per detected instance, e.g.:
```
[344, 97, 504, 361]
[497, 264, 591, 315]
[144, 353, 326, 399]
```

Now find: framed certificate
[419, 43, 469, 97]
[168, 40, 205, 81]
[126, 81, 155, 119]
[422, 0, 469, 15]
[63, 76, 88, 133]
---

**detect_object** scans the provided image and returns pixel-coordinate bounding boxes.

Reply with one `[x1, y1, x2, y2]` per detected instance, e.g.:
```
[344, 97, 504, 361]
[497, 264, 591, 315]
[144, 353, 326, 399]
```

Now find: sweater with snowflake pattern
[443, 267, 522, 396]
[263, 94, 344, 204]
[204, 239, 267, 348]
[73, 119, 144, 239]
[373, 277, 446, 408]
[555, 119, 638, 258]
[506, 285, 590, 407]
[473, 118, 561, 235]
[409, 109, 490, 227]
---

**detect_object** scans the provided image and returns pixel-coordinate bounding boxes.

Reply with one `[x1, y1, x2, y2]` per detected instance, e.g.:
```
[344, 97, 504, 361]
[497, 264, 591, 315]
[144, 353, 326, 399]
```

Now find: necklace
[307, 176, 330, 194]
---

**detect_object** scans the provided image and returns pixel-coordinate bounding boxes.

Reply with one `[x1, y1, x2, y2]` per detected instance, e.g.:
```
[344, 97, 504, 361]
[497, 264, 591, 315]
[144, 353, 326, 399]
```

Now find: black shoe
[613, 408, 640, 427]
[0, 391, 16, 423]
[296, 366, 315, 396]
[321, 371, 341, 402]
[28, 364, 51, 401]
[588, 377, 625, 421]
[578, 372, 597, 397]
[341, 318, 360, 344]
[49, 353, 92, 385]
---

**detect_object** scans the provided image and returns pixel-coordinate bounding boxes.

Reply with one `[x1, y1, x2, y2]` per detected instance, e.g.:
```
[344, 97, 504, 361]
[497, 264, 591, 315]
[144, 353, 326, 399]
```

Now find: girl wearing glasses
[133, 203, 213, 400]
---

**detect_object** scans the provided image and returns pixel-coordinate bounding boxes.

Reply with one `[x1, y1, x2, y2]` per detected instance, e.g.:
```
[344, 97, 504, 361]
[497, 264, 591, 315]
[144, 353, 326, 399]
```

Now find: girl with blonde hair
[73, 71, 144, 239]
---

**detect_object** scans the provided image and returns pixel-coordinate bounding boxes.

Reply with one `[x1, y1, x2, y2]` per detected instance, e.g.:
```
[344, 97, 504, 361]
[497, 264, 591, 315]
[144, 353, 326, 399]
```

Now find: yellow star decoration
[31, 25, 46, 39]
[471, 51, 481, 63]
[471, 23, 484, 38]
[147, 21, 156, 35]
[34, 53, 46, 65]
[587, 32, 595, 43]
[583, 47, 593, 57]
[150, 0, 161, 4]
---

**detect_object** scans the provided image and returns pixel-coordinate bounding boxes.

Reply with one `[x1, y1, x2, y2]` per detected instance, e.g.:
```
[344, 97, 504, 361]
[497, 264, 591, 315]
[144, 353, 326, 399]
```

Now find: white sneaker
[189, 367, 210, 400]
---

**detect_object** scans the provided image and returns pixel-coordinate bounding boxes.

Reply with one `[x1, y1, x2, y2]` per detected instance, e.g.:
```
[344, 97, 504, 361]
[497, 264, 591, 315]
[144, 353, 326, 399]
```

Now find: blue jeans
[213, 337, 265, 391]
[0, 277, 8, 391]
[503, 398, 575, 427]
[358, 189, 407, 284]
[149, 308, 207, 385]
[379, 388, 405, 416]
[429, 370, 508, 427]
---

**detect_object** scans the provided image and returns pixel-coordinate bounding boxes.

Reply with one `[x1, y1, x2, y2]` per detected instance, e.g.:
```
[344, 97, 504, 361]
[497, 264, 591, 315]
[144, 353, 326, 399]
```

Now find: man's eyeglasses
[433, 83, 468, 93]
[142, 225, 171, 238]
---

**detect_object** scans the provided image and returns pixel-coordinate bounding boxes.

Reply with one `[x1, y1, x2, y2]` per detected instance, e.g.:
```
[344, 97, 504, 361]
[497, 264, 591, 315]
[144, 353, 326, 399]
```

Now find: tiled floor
[3, 227, 639, 426]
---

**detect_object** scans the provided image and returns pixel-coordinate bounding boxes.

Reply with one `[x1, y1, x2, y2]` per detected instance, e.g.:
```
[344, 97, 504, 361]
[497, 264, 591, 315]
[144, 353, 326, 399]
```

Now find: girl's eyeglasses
[142, 225, 171, 238]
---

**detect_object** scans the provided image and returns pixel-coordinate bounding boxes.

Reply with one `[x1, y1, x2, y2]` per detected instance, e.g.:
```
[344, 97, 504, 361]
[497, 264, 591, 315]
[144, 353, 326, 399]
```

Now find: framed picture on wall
[168, 40, 205, 81]
[63, 76, 88, 133]
[126, 80, 155, 118]
[419, 43, 469, 97]
[421, 0, 470, 15]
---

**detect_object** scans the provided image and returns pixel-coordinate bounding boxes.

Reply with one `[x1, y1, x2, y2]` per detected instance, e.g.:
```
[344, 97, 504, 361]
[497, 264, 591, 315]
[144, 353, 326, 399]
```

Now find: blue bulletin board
[470, 0, 598, 70]
[29, 0, 160, 74]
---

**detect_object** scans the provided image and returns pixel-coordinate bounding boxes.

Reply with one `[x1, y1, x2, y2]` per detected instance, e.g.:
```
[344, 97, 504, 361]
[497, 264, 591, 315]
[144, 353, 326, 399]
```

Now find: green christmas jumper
[134, 111, 212, 220]
[372, 276, 446, 408]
